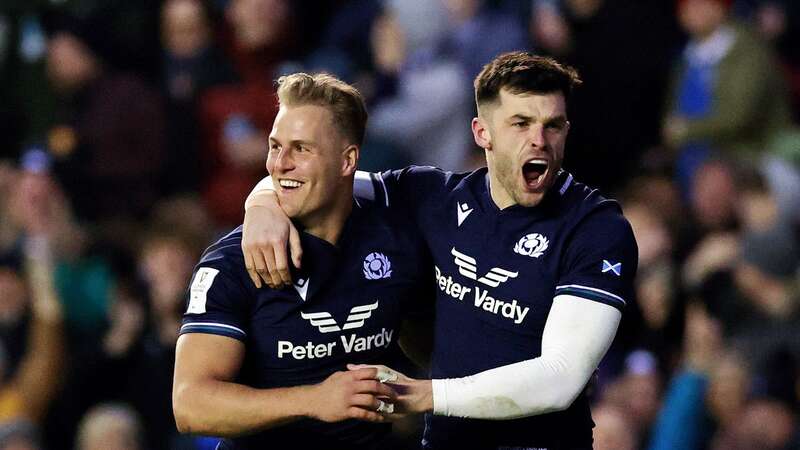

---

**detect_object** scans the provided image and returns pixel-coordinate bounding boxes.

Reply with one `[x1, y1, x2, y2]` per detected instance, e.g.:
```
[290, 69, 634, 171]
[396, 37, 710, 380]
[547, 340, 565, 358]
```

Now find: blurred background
[0, 0, 799, 448]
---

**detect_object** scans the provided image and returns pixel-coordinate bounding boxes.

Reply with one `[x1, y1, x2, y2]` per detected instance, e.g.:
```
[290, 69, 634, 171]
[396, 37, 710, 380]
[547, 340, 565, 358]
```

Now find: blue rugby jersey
[180, 199, 433, 449]
[359, 166, 638, 449]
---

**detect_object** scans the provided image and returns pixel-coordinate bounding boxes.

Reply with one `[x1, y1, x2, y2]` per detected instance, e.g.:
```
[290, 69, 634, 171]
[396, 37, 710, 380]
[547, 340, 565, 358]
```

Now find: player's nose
[272, 147, 296, 172]
[528, 124, 546, 149]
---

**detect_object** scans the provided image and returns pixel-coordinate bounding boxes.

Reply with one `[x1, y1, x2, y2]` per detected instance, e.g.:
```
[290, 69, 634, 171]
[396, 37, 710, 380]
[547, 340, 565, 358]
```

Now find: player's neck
[302, 187, 354, 246]
[486, 172, 546, 210]
[488, 174, 516, 209]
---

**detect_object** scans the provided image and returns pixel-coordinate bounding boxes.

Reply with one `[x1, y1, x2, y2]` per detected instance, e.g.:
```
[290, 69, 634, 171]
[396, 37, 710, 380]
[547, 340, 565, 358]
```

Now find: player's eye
[512, 121, 527, 128]
[269, 143, 280, 152]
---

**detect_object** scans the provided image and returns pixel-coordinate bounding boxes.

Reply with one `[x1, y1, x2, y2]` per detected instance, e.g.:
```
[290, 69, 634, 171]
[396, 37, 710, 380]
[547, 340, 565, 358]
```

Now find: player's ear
[341, 144, 359, 176]
[472, 116, 492, 150]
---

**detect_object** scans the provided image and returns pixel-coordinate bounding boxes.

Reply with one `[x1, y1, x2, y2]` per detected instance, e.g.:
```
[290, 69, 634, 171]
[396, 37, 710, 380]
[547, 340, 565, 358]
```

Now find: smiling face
[267, 104, 356, 229]
[474, 88, 569, 208]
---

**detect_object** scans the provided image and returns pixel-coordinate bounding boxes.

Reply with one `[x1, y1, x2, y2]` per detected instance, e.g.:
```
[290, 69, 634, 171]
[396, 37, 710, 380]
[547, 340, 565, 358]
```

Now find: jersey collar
[289, 199, 364, 301]
[478, 169, 572, 218]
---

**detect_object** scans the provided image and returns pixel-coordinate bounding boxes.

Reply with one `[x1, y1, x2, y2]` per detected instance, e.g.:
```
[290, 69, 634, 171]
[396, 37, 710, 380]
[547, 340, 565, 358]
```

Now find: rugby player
[243, 52, 638, 449]
[172, 73, 433, 449]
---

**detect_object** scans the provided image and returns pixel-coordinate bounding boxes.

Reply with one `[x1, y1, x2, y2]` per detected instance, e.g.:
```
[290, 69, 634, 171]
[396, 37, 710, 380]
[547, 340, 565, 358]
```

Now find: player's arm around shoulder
[243, 178, 303, 289]
[240, 167, 449, 289]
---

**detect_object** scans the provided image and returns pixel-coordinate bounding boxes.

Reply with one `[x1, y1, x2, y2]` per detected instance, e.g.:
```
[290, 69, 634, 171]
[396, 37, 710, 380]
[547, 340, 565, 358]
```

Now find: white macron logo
[513, 233, 549, 258]
[451, 247, 518, 287]
[457, 202, 474, 227]
[293, 278, 309, 301]
[301, 301, 379, 333]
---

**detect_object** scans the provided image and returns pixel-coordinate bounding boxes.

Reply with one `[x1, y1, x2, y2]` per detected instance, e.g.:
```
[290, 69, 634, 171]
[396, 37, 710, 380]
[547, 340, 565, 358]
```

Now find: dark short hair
[276, 73, 368, 146]
[474, 52, 582, 111]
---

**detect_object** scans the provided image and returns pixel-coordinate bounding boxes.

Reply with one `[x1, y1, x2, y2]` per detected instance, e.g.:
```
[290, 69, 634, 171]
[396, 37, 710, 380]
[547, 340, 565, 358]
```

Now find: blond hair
[276, 73, 368, 146]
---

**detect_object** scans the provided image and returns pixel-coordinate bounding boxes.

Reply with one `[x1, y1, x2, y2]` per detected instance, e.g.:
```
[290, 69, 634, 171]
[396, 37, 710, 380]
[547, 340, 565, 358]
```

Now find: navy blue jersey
[364, 166, 638, 449]
[180, 199, 433, 449]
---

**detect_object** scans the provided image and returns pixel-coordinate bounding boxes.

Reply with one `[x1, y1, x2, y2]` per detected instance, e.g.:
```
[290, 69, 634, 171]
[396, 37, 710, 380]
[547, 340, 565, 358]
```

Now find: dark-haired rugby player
[243, 52, 638, 450]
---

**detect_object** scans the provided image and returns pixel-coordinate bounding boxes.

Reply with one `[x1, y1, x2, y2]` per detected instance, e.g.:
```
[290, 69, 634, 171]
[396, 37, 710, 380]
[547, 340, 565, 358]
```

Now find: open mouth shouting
[522, 158, 549, 191]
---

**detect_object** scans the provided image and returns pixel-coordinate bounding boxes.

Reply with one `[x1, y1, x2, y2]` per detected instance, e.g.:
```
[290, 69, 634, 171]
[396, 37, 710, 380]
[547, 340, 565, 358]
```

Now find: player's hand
[347, 364, 433, 415]
[308, 368, 398, 423]
[242, 190, 303, 289]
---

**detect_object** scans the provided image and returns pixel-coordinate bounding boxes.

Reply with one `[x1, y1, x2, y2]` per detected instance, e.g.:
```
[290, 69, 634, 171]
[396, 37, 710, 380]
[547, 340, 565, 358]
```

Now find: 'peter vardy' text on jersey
[358, 167, 638, 449]
[180, 200, 432, 450]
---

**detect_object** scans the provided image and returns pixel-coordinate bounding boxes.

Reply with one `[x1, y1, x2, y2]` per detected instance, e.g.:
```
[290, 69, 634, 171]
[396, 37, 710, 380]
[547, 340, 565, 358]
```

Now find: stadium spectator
[160, 0, 236, 195]
[648, 303, 730, 450]
[711, 397, 799, 449]
[135, 226, 205, 449]
[751, 0, 800, 120]
[301, 0, 382, 82]
[625, 198, 684, 370]
[600, 351, 663, 445]
[44, 12, 167, 223]
[663, 0, 797, 203]
[734, 220, 799, 319]
[530, 0, 679, 192]
[366, 1, 476, 171]
[689, 160, 739, 232]
[5, 150, 108, 341]
[439, 0, 528, 80]
[195, 0, 304, 225]
[0, 238, 63, 427]
[0, 421, 43, 450]
[591, 404, 639, 450]
[75, 403, 143, 450]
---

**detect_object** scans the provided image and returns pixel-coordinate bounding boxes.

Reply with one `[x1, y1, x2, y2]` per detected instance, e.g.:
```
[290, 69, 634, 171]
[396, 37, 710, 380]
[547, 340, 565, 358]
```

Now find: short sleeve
[180, 243, 253, 341]
[555, 207, 638, 312]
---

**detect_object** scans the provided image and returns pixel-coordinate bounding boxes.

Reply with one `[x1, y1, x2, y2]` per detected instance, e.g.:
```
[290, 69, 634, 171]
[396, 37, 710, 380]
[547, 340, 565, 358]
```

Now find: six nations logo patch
[513, 233, 549, 258]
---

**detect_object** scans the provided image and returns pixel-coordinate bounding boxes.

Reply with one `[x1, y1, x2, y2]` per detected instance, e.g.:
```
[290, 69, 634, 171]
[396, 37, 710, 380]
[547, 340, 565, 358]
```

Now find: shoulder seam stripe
[376, 174, 389, 206]
[209, 243, 240, 253]
[181, 322, 246, 336]
[355, 171, 375, 201]
[559, 173, 573, 195]
[553, 293, 625, 310]
[555, 284, 626, 304]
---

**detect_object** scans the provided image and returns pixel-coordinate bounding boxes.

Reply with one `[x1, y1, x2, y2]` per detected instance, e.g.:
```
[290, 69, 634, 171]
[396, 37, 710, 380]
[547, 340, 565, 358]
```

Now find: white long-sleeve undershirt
[432, 295, 621, 420]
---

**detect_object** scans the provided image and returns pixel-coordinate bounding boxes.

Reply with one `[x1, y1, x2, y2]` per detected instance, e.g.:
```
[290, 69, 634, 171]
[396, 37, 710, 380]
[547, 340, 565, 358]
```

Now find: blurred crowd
[0, 0, 799, 448]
